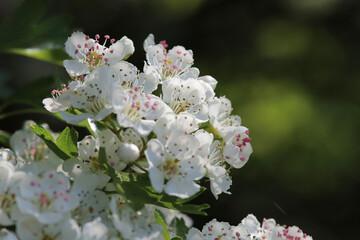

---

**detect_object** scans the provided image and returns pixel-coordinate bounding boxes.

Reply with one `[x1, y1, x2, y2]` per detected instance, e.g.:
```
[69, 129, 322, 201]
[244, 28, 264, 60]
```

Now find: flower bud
[117, 143, 140, 163]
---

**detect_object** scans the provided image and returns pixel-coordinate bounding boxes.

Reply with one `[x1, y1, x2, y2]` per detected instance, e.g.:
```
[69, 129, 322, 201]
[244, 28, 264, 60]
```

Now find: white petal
[65, 31, 87, 59]
[148, 167, 164, 193]
[165, 177, 200, 198]
[143, 34, 155, 51]
[63, 60, 89, 76]
[145, 139, 165, 167]
[134, 119, 156, 136]
[43, 93, 71, 113]
[59, 111, 92, 124]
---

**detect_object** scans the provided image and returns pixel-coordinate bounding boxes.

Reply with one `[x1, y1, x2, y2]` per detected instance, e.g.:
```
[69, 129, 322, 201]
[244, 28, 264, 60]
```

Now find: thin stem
[132, 162, 148, 173]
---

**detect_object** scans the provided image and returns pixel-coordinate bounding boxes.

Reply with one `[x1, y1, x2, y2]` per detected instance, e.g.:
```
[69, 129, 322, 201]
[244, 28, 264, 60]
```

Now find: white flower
[208, 97, 242, 138]
[145, 131, 206, 198]
[0, 228, 18, 240]
[112, 87, 170, 136]
[162, 77, 214, 122]
[9, 121, 62, 172]
[153, 112, 198, 142]
[193, 130, 232, 199]
[63, 131, 125, 186]
[64, 31, 134, 76]
[43, 82, 75, 113]
[80, 217, 110, 240]
[60, 66, 117, 124]
[0, 171, 27, 226]
[16, 171, 79, 224]
[0, 148, 17, 167]
[236, 214, 313, 240]
[187, 219, 234, 240]
[16, 216, 80, 240]
[111, 61, 159, 94]
[144, 34, 194, 81]
[70, 174, 110, 225]
[110, 197, 163, 240]
[223, 127, 253, 169]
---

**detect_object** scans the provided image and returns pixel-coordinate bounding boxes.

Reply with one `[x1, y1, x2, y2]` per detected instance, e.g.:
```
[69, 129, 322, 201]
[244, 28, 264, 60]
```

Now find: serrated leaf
[6, 48, 68, 66]
[170, 217, 189, 240]
[55, 127, 78, 157]
[30, 124, 70, 160]
[154, 210, 171, 240]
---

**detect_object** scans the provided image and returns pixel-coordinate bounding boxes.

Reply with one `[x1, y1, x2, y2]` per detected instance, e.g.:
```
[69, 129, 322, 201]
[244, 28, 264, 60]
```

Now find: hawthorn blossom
[63, 130, 126, 187]
[187, 219, 234, 240]
[162, 77, 214, 122]
[145, 131, 206, 198]
[16, 216, 80, 240]
[112, 86, 170, 136]
[144, 34, 194, 81]
[223, 127, 253, 169]
[110, 197, 163, 240]
[64, 31, 134, 76]
[59, 66, 117, 124]
[153, 112, 198, 142]
[9, 121, 62, 173]
[208, 97, 242, 138]
[193, 130, 232, 199]
[111, 61, 159, 94]
[16, 171, 79, 224]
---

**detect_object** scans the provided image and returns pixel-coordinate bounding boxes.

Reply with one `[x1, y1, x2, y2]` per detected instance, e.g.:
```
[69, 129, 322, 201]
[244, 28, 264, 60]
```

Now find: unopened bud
[117, 143, 140, 163]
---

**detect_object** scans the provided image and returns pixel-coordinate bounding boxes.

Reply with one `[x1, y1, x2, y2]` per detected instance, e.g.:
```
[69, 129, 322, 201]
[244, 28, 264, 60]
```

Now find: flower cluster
[0, 32, 313, 239]
[187, 214, 313, 240]
[43, 32, 253, 200]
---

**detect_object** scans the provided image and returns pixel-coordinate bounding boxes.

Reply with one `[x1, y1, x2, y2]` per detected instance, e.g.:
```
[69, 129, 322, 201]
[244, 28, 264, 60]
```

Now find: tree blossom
[223, 127, 253, 169]
[162, 77, 214, 122]
[110, 196, 163, 240]
[145, 131, 206, 198]
[16, 171, 79, 224]
[112, 86, 170, 136]
[63, 31, 134, 76]
[144, 34, 194, 81]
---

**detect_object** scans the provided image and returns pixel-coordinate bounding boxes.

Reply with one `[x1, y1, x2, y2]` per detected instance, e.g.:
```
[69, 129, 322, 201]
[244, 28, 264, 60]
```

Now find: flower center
[162, 159, 179, 178]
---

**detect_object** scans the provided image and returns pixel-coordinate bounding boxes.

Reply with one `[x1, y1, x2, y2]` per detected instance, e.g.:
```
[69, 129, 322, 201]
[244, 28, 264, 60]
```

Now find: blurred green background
[0, 0, 359, 239]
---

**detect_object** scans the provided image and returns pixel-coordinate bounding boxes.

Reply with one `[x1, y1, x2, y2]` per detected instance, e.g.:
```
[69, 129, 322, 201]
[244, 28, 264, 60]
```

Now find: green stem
[132, 162, 148, 173]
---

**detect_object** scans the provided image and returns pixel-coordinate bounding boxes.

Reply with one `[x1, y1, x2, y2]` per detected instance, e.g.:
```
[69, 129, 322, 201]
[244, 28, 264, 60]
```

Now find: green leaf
[29, 124, 71, 160]
[99, 147, 126, 195]
[0, 129, 10, 147]
[55, 127, 78, 157]
[154, 210, 171, 240]
[171, 237, 183, 240]
[6, 48, 68, 66]
[170, 217, 189, 240]
[105, 170, 210, 215]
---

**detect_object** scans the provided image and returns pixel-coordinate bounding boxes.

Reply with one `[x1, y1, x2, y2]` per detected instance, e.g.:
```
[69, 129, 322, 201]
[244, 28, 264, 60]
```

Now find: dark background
[0, 0, 359, 239]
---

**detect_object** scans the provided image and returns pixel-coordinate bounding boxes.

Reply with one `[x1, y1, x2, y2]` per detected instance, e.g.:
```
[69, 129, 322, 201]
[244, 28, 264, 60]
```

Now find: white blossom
[144, 34, 194, 81]
[145, 131, 206, 198]
[223, 127, 253, 169]
[110, 197, 163, 240]
[16, 171, 79, 224]
[64, 31, 134, 76]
